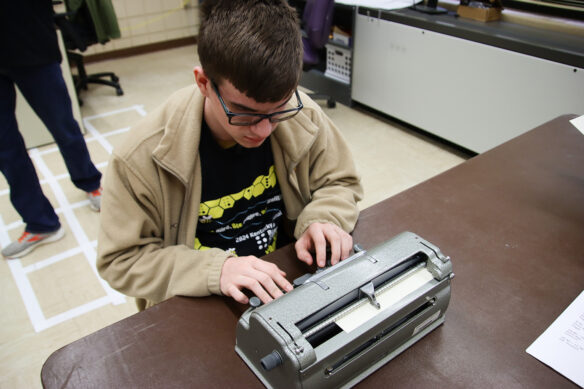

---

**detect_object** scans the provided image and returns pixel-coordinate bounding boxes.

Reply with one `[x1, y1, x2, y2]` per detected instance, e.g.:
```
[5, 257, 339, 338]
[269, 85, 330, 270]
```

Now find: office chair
[54, 0, 123, 105]
[302, 0, 336, 108]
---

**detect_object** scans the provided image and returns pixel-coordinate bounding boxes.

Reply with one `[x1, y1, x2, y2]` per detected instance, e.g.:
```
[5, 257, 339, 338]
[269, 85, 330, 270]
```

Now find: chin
[240, 137, 266, 148]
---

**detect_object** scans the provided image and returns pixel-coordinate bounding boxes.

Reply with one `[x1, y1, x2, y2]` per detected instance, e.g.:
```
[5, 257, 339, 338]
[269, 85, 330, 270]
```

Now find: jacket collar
[152, 85, 205, 185]
[271, 90, 320, 166]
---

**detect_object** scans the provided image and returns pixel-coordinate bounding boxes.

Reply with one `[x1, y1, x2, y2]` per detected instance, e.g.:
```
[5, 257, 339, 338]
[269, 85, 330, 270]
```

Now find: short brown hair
[198, 0, 302, 103]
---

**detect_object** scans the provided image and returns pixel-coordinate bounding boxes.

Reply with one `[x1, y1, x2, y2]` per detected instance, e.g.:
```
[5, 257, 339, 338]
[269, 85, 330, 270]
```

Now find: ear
[194, 66, 211, 97]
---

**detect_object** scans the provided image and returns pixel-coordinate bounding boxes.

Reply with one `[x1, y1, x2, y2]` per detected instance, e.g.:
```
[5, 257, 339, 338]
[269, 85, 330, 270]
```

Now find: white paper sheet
[570, 115, 584, 136]
[335, 267, 434, 333]
[336, 0, 422, 11]
[526, 291, 584, 387]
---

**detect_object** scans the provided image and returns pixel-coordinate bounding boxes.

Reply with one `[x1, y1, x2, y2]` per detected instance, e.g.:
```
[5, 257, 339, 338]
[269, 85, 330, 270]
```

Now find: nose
[251, 118, 275, 138]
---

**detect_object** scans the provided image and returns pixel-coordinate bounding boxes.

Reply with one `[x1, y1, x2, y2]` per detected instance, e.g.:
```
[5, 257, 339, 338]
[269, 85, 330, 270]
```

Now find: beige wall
[85, 0, 199, 55]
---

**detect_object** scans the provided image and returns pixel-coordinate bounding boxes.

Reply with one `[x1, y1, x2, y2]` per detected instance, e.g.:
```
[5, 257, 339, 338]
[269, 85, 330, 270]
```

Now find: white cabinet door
[352, 13, 584, 153]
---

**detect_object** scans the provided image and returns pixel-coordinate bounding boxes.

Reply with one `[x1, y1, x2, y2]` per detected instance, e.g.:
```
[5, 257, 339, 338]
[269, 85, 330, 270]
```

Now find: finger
[245, 278, 274, 304]
[274, 273, 293, 293]
[227, 285, 249, 305]
[263, 272, 291, 296]
[294, 238, 314, 266]
[252, 259, 285, 278]
[259, 275, 285, 300]
[340, 232, 353, 260]
[313, 232, 328, 268]
[326, 229, 342, 266]
[251, 260, 292, 292]
[242, 266, 284, 301]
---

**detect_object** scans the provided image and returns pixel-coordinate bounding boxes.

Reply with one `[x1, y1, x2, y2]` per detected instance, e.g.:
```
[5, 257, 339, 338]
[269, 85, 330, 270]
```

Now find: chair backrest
[65, 0, 120, 45]
[302, 0, 335, 50]
[54, 2, 98, 52]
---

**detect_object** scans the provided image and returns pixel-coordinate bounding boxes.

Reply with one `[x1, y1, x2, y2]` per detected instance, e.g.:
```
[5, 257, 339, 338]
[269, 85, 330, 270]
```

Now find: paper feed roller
[235, 231, 454, 389]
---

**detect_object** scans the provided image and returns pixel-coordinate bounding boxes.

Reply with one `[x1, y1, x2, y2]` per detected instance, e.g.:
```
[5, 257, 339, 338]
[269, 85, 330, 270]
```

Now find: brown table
[41, 115, 584, 388]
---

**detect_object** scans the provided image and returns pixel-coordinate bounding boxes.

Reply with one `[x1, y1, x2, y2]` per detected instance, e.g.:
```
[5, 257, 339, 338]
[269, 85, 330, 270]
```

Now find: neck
[215, 138, 236, 149]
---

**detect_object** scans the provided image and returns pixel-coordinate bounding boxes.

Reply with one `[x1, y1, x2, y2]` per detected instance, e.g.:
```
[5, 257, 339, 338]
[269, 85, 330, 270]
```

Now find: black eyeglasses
[211, 81, 303, 126]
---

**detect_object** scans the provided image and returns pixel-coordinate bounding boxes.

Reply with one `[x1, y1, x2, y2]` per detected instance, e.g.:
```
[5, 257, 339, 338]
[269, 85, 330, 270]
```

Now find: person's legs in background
[0, 71, 65, 258]
[14, 62, 103, 211]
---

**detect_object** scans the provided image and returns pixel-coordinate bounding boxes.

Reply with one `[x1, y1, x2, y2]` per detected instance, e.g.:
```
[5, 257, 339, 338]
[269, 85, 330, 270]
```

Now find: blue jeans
[0, 62, 101, 233]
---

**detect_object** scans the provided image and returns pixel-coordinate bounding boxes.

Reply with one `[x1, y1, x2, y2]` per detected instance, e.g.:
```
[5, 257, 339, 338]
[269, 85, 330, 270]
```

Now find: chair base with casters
[67, 51, 123, 106]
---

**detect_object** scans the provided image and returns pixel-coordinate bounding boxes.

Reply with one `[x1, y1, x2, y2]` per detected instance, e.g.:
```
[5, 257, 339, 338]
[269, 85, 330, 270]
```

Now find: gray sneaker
[87, 187, 102, 212]
[1, 227, 65, 259]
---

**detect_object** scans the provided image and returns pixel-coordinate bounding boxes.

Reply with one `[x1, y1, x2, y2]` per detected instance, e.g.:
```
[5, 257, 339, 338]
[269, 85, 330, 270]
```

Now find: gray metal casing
[235, 231, 453, 388]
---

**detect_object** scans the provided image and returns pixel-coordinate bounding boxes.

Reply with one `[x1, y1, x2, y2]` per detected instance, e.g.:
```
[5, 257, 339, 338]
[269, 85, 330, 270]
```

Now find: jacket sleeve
[96, 154, 229, 305]
[293, 111, 364, 238]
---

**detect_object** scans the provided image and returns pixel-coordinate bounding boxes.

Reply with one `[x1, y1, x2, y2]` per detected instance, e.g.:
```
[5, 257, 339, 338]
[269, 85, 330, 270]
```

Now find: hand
[295, 222, 353, 268]
[220, 256, 293, 304]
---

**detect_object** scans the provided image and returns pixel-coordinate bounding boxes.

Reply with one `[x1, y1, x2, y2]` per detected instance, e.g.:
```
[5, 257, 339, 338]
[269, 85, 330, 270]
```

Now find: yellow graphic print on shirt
[195, 166, 282, 257]
[199, 166, 277, 220]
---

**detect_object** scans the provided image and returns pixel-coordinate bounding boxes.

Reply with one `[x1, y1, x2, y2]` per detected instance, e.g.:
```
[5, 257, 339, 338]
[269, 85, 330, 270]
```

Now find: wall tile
[86, 0, 199, 55]
[124, 0, 144, 17]
[111, 0, 127, 18]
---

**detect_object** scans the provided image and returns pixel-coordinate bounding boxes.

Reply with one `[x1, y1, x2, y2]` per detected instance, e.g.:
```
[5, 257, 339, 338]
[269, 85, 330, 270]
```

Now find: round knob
[249, 296, 262, 308]
[260, 350, 283, 371]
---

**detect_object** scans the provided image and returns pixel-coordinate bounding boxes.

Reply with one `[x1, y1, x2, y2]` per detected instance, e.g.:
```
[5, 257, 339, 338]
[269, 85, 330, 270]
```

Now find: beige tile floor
[0, 44, 468, 388]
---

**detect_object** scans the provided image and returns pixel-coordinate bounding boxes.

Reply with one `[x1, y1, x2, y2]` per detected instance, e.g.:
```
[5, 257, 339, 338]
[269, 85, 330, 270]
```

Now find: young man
[97, 0, 363, 310]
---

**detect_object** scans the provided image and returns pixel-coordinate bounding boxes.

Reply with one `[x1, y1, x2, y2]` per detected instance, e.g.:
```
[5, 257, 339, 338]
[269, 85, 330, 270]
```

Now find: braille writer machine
[235, 231, 454, 388]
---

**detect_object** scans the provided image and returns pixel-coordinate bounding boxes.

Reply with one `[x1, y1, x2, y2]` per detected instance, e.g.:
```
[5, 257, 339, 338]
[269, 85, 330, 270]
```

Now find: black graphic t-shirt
[195, 121, 283, 258]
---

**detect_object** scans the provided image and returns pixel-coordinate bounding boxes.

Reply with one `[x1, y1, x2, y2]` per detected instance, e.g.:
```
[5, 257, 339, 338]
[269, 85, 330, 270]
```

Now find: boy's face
[196, 69, 295, 149]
